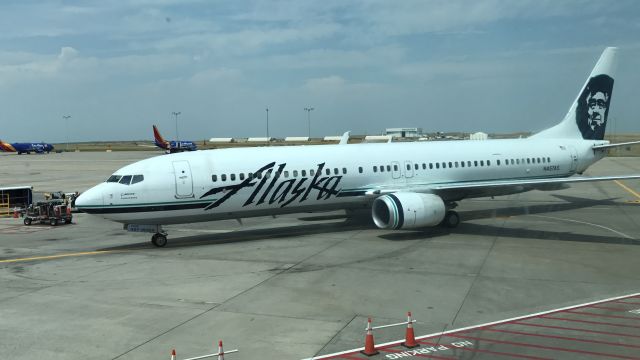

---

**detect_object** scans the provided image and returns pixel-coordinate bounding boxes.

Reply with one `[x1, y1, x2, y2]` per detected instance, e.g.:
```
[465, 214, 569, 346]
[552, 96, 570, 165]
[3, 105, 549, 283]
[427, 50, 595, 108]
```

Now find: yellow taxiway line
[614, 180, 640, 203]
[0, 250, 120, 264]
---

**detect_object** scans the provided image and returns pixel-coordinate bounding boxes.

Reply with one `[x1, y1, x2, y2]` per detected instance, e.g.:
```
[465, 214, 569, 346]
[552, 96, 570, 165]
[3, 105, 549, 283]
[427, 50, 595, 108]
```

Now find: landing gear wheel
[442, 210, 460, 228]
[50, 218, 58, 226]
[24, 218, 32, 226]
[151, 233, 167, 248]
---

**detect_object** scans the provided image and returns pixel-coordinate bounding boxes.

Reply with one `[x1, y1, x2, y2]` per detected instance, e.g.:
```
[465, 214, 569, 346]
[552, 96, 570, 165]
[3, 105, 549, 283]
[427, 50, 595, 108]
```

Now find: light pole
[265, 107, 269, 138]
[63, 115, 71, 151]
[304, 107, 314, 138]
[172, 111, 181, 144]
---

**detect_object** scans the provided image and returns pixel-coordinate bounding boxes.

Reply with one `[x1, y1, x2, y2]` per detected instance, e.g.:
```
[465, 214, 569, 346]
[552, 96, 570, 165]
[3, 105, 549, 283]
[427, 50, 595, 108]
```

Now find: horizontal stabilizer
[592, 140, 640, 150]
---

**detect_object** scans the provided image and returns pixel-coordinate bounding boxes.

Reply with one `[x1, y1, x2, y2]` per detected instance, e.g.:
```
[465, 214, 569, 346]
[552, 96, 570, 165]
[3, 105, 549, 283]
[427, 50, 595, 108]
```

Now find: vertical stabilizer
[153, 125, 169, 149]
[533, 47, 617, 140]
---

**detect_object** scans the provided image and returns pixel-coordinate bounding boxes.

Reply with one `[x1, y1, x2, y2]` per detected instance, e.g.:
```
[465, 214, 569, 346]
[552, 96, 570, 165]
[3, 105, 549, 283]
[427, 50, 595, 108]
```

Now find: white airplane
[76, 47, 640, 247]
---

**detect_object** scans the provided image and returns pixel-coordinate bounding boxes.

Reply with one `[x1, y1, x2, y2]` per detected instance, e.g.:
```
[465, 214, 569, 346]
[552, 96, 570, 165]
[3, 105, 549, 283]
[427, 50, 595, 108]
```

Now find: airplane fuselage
[77, 138, 606, 225]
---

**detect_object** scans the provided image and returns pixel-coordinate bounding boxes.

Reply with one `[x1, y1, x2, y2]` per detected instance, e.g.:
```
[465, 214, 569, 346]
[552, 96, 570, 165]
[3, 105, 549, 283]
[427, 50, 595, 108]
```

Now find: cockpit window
[131, 175, 144, 184]
[119, 175, 132, 185]
[107, 175, 122, 183]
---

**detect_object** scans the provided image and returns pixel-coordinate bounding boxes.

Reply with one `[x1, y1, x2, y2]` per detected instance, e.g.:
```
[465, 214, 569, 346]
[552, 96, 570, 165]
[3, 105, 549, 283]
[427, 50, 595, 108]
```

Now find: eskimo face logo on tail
[576, 74, 614, 140]
[200, 162, 342, 210]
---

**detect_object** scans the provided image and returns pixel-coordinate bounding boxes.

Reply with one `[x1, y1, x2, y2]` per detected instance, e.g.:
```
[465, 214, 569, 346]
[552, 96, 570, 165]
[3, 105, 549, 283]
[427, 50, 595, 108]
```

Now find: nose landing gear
[151, 232, 168, 247]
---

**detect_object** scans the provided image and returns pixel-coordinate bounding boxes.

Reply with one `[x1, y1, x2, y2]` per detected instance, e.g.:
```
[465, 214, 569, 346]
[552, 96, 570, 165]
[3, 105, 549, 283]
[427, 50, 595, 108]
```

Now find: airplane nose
[75, 186, 103, 210]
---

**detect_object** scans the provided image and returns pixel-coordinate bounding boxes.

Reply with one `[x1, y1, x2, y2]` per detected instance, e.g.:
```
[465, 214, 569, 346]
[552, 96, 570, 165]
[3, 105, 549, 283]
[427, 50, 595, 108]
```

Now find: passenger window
[284, 171, 289, 178]
[342, 168, 347, 174]
[358, 166, 363, 173]
[422, 163, 426, 170]
[414, 164, 419, 170]
[301, 170, 306, 177]
[212, 175, 217, 182]
[386, 165, 391, 172]
[454, 162, 459, 168]
[547, 157, 551, 162]
[373, 166, 378, 173]
[334, 168, 339, 175]
[310, 170, 315, 176]
[240, 173, 245, 180]
[293, 170, 298, 177]
[497, 160, 501, 166]
[480, 160, 484, 166]
[442, 162, 446, 168]
[487, 160, 491, 166]
[119, 175, 132, 185]
[429, 163, 433, 169]
[516, 159, 520, 165]
[461, 161, 465, 168]
[394, 165, 399, 171]
[436, 163, 440, 169]
[474, 161, 478, 167]
[256, 172, 262, 179]
[326, 168, 331, 175]
[380, 165, 385, 173]
[467, 161, 472, 167]
[526, 158, 530, 164]
[107, 175, 122, 183]
[406, 164, 411, 170]
[131, 175, 144, 184]
[221, 174, 227, 181]
[230, 174, 236, 181]
[248, 172, 253, 179]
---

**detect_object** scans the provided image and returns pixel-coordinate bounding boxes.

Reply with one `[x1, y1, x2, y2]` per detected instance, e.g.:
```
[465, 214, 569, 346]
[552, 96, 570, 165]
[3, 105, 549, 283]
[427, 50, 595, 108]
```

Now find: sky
[1, 0, 640, 143]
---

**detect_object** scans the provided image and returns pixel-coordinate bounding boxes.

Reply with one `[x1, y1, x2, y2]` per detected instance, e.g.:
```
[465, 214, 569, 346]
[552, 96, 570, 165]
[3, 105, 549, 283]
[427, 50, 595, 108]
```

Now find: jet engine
[372, 192, 446, 229]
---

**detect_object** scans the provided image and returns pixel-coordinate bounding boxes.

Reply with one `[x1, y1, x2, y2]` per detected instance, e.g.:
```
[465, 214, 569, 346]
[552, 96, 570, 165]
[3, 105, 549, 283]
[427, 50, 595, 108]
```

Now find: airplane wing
[352, 174, 640, 202]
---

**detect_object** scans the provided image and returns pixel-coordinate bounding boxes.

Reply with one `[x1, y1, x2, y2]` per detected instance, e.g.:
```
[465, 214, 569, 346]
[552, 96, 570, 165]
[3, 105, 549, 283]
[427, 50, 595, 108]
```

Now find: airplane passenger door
[173, 160, 194, 198]
[391, 161, 402, 179]
[404, 161, 414, 178]
[568, 146, 578, 173]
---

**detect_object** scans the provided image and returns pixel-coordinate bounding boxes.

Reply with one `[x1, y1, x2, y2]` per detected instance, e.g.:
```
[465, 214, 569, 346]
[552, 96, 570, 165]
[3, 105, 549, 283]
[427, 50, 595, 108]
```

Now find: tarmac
[1, 151, 640, 359]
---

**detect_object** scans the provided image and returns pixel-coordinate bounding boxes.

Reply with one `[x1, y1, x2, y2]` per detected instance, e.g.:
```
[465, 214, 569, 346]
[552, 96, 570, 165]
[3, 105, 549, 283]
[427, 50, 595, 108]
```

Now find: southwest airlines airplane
[77, 48, 640, 247]
[0, 140, 54, 154]
[153, 125, 197, 153]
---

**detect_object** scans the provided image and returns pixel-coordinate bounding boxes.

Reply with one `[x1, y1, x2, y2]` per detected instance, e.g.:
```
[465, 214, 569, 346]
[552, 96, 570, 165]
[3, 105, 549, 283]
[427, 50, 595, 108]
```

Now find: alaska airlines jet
[0, 140, 54, 154]
[76, 48, 640, 247]
[153, 125, 197, 153]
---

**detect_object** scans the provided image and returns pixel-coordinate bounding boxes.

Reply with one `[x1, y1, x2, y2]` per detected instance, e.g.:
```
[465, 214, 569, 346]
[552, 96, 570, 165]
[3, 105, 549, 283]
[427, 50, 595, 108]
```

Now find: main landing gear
[151, 232, 168, 247]
[440, 202, 460, 228]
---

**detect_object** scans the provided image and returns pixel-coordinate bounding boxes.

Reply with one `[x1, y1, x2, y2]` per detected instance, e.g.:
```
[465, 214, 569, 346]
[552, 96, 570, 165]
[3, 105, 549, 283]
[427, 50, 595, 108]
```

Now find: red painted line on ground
[448, 334, 640, 360]
[484, 328, 640, 349]
[542, 316, 640, 329]
[511, 321, 640, 339]
[589, 305, 635, 311]
[418, 340, 551, 360]
[566, 310, 640, 321]
[613, 301, 640, 305]
[337, 355, 363, 360]
[380, 348, 455, 359]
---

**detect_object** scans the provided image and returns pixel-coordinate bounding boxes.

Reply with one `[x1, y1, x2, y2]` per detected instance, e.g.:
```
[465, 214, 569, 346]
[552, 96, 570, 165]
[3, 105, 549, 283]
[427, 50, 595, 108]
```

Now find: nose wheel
[151, 233, 168, 247]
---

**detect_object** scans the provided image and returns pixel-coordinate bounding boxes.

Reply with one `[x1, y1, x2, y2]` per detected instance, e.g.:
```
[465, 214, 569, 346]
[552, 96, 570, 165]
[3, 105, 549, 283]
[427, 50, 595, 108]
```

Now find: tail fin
[533, 47, 617, 140]
[153, 125, 169, 149]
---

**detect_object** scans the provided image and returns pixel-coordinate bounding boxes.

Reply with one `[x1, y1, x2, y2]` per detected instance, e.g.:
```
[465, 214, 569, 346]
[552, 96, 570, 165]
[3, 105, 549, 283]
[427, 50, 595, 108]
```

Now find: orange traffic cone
[218, 340, 225, 360]
[170, 349, 176, 360]
[360, 317, 379, 356]
[402, 311, 419, 348]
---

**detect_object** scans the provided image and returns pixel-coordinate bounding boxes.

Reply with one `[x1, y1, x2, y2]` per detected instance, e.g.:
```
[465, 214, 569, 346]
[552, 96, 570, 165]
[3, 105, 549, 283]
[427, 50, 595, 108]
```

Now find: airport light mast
[63, 115, 71, 152]
[172, 111, 181, 147]
[266, 107, 269, 139]
[304, 107, 314, 138]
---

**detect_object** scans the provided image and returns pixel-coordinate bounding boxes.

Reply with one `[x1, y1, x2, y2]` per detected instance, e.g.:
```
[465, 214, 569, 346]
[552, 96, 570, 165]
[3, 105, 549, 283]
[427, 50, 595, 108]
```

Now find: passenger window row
[106, 174, 144, 185]
[212, 167, 348, 182]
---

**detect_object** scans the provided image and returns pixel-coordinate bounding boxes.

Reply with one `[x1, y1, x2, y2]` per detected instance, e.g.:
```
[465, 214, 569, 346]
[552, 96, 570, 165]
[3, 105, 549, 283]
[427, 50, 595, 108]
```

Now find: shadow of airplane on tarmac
[99, 194, 639, 251]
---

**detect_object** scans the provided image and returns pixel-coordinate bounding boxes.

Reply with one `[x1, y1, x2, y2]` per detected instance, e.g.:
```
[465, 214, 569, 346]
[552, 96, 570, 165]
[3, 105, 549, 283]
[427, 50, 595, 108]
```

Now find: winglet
[339, 131, 351, 145]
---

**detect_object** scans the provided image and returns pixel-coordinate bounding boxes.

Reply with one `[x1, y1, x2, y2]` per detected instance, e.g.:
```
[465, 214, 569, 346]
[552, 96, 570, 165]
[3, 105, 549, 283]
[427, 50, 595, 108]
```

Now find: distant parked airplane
[77, 47, 640, 247]
[153, 125, 197, 153]
[0, 140, 54, 154]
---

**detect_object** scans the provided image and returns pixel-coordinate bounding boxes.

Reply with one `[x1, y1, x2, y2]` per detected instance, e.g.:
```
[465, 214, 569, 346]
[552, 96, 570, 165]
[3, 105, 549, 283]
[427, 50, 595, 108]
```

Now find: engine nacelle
[372, 192, 446, 229]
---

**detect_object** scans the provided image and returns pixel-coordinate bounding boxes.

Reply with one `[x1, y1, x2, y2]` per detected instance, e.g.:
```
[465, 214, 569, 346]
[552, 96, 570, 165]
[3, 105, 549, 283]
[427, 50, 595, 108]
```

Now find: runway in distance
[0, 139, 54, 154]
[153, 125, 197, 153]
[76, 47, 640, 247]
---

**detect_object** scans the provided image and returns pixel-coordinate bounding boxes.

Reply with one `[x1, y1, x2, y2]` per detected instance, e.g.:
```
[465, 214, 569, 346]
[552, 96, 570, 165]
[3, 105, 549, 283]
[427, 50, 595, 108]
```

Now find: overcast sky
[1, 0, 639, 142]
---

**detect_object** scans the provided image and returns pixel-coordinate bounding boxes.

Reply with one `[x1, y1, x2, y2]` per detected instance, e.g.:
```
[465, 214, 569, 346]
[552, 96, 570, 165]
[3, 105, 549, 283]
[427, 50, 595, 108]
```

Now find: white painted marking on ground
[530, 214, 635, 239]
